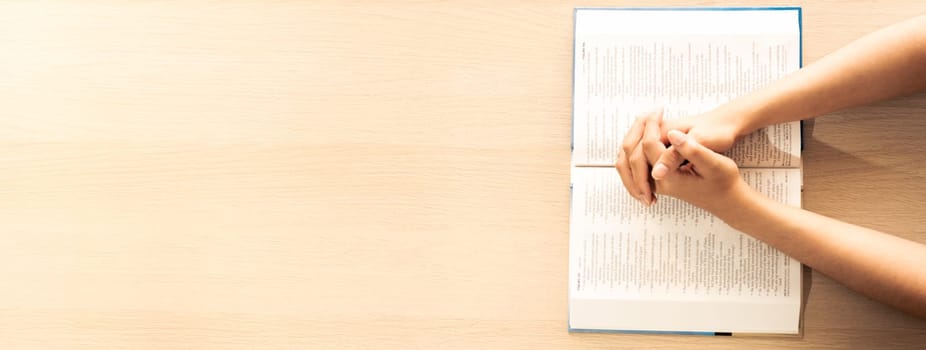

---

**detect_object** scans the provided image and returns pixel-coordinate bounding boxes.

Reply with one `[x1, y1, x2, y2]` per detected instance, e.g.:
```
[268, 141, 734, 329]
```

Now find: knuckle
[642, 138, 662, 150]
[621, 142, 635, 155]
[721, 159, 738, 171]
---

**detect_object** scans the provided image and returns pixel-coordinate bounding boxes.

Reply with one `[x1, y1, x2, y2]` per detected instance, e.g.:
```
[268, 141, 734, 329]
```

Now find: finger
[642, 108, 667, 165]
[628, 145, 652, 205]
[653, 156, 692, 196]
[615, 149, 640, 200]
[650, 145, 686, 180]
[617, 112, 652, 205]
[660, 115, 693, 141]
[621, 115, 646, 161]
[666, 130, 724, 175]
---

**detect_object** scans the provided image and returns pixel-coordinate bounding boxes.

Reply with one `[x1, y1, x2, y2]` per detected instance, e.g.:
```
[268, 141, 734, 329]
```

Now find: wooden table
[2, 1, 924, 348]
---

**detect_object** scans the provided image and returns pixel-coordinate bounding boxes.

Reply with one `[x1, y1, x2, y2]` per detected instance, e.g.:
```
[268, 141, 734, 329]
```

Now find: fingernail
[667, 130, 687, 145]
[651, 163, 668, 179]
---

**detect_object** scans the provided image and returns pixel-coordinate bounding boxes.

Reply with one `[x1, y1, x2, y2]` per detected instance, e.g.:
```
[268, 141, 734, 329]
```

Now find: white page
[572, 9, 801, 168]
[568, 167, 802, 333]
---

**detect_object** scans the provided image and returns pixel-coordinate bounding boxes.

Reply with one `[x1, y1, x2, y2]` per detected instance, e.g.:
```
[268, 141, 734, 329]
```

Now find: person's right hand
[650, 111, 743, 181]
[653, 130, 754, 213]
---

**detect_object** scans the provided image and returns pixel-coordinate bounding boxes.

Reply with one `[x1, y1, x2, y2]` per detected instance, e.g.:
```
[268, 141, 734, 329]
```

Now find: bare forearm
[722, 15, 926, 135]
[712, 187, 926, 317]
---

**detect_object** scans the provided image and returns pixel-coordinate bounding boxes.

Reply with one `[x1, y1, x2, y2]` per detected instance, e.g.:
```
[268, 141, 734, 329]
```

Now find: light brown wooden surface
[1, 1, 924, 348]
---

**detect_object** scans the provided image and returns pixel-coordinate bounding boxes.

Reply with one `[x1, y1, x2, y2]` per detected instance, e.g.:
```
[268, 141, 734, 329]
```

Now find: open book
[569, 8, 803, 335]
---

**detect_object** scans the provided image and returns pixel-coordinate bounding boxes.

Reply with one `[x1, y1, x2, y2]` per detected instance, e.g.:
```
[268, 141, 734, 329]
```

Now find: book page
[569, 167, 800, 300]
[572, 10, 801, 168]
[568, 166, 801, 332]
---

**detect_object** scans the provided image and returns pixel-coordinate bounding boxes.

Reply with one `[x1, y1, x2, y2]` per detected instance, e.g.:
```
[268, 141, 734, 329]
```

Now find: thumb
[660, 118, 692, 141]
[665, 130, 724, 174]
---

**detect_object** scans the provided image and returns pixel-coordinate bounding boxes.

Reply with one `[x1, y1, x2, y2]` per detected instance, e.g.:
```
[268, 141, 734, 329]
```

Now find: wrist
[710, 95, 768, 138]
[702, 180, 764, 225]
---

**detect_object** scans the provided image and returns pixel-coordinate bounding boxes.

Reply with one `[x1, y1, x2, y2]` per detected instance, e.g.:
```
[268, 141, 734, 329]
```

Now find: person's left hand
[614, 109, 667, 206]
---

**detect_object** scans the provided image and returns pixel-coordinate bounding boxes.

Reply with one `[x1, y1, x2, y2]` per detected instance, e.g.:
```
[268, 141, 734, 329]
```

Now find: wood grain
[1, 1, 924, 348]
